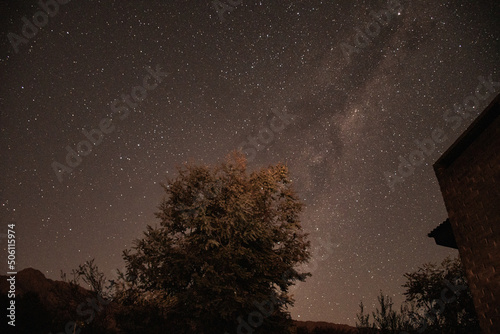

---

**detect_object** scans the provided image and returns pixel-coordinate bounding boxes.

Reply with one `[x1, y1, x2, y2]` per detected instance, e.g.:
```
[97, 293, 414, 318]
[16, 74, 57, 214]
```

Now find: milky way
[1, 0, 499, 325]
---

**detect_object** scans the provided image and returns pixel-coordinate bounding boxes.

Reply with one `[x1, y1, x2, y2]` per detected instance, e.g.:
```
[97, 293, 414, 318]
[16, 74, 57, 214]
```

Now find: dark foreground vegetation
[0, 267, 358, 333]
[355, 258, 480, 334]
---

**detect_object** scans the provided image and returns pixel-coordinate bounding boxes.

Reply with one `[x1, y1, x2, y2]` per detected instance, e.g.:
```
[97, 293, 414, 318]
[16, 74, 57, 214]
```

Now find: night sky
[1, 0, 499, 326]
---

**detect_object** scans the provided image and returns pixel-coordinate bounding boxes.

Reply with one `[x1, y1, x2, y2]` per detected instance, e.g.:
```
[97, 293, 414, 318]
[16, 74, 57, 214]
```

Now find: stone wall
[434, 95, 500, 334]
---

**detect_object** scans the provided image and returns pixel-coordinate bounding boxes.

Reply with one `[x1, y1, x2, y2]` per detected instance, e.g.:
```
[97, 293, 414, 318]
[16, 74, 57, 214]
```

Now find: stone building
[430, 93, 500, 333]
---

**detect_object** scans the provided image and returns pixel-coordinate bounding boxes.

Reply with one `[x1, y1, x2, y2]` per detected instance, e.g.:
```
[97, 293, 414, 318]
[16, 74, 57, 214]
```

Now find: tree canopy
[120, 152, 311, 333]
[402, 257, 480, 333]
[356, 257, 480, 334]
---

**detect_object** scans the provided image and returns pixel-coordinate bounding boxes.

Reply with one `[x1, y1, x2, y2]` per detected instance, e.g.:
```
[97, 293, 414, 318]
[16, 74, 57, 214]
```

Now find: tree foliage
[402, 257, 480, 333]
[356, 257, 480, 334]
[120, 152, 311, 333]
[356, 292, 411, 334]
[73, 258, 108, 297]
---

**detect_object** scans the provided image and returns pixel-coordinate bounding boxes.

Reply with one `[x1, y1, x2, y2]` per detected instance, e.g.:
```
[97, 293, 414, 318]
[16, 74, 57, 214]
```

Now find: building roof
[428, 219, 458, 249]
[434, 93, 500, 170]
[430, 93, 499, 248]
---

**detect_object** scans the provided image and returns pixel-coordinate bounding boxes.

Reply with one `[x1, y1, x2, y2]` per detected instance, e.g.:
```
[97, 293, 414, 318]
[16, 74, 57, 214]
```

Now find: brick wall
[434, 97, 500, 334]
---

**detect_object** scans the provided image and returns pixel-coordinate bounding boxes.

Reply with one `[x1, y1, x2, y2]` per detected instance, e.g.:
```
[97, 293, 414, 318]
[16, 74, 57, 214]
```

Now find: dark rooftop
[434, 93, 500, 170]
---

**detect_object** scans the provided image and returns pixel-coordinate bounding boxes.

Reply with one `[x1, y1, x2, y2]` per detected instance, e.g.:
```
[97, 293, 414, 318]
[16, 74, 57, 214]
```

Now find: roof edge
[434, 93, 500, 171]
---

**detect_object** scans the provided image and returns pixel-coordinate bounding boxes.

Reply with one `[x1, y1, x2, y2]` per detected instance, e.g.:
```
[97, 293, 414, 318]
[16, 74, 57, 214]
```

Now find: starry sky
[1, 0, 499, 326]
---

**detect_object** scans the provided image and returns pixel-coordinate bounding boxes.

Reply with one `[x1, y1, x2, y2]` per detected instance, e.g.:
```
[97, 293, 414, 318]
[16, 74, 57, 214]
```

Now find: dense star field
[1, 0, 499, 325]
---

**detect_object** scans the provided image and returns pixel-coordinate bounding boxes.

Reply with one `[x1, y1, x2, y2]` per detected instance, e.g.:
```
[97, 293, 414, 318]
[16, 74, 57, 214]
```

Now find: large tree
[121, 152, 311, 333]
